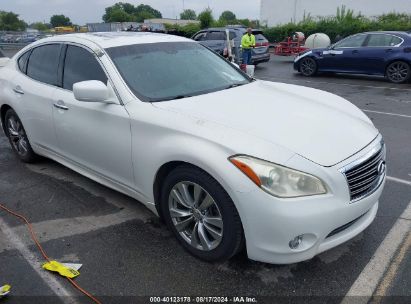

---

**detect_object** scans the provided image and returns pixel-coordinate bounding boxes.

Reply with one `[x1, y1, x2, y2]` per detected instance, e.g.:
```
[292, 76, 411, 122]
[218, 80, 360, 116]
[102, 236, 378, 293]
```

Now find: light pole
[293, 0, 299, 23]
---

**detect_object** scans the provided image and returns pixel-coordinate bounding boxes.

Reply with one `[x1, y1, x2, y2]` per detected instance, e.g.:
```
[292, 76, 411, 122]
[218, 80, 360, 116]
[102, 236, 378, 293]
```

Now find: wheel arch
[0, 104, 13, 134]
[152, 158, 247, 224]
[298, 55, 318, 75]
[153, 160, 188, 218]
[384, 58, 411, 75]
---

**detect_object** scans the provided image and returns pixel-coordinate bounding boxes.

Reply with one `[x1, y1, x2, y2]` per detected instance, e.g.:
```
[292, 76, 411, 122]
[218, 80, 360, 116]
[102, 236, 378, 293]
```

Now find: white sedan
[0, 33, 386, 264]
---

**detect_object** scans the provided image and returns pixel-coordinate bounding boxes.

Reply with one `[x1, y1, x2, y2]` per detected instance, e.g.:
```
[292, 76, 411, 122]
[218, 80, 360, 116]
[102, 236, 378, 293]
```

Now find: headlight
[229, 155, 327, 198]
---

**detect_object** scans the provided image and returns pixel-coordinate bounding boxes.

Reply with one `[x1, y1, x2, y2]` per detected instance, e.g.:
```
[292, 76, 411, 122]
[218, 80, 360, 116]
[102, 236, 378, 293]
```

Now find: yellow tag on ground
[42, 260, 80, 279]
[0, 284, 11, 296]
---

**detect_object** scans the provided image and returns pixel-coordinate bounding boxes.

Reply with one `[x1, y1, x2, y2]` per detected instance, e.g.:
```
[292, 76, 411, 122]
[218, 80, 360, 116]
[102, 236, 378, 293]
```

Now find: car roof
[29, 32, 192, 49]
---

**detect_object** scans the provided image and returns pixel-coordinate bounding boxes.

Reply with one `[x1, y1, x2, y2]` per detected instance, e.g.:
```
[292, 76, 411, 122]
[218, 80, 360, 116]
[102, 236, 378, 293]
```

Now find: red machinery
[274, 32, 309, 56]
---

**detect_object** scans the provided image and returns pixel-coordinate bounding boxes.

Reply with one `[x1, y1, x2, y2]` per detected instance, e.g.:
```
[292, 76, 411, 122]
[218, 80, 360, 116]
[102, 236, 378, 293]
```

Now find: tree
[180, 9, 196, 20]
[0, 11, 26, 31]
[50, 14, 71, 27]
[30, 22, 49, 31]
[134, 4, 162, 21]
[219, 11, 236, 23]
[103, 2, 162, 23]
[103, 8, 132, 22]
[198, 8, 214, 29]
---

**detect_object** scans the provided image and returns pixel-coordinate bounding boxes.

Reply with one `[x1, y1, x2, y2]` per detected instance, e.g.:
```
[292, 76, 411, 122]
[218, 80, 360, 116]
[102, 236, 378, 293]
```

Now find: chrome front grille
[341, 140, 386, 202]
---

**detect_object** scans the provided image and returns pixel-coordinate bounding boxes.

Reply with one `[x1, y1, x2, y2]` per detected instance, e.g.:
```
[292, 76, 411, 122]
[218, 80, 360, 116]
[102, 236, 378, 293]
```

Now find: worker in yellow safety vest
[241, 28, 256, 65]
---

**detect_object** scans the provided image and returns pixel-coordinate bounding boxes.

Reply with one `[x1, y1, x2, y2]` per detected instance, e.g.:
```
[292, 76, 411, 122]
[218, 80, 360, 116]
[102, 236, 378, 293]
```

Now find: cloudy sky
[2, 0, 261, 24]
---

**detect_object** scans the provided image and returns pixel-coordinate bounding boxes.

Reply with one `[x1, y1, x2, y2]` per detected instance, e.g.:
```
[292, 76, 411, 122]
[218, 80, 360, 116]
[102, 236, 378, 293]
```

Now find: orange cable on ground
[0, 202, 102, 304]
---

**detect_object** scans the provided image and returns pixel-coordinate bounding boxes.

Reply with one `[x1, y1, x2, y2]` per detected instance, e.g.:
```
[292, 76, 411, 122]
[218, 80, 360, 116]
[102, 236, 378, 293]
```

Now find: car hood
[152, 80, 378, 167]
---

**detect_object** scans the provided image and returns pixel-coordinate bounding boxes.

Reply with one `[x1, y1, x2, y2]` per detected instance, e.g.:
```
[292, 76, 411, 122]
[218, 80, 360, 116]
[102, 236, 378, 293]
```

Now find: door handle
[53, 101, 69, 111]
[352, 50, 359, 54]
[386, 49, 393, 53]
[13, 86, 24, 95]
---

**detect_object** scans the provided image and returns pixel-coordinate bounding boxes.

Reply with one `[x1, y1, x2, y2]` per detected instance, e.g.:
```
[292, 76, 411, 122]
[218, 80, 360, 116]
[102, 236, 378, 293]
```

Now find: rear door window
[366, 34, 403, 47]
[63, 45, 107, 91]
[205, 31, 226, 41]
[27, 44, 61, 86]
[0, 49, 5, 57]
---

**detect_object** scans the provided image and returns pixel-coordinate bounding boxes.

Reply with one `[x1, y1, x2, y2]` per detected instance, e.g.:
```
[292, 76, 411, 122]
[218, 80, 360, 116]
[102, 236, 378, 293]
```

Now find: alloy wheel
[387, 62, 410, 83]
[7, 115, 29, 157]
[300, 58, 317, 76]
[168, 181, 223, 251]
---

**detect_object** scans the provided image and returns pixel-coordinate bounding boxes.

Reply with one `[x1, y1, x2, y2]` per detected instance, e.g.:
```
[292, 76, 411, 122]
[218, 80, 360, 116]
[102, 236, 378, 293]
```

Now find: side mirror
[73, 80, 109, 103]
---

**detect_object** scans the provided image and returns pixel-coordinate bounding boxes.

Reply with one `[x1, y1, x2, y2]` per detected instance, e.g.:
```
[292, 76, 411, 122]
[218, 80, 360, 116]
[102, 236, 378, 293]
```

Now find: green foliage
[180, 9, 196, 20]
[219, 11, 236, 23]
[30, 22, 49, 31]
[198, 8, 214, 29]
[165, 23, 201, 38]
[50, 14, 72, 27]
[0, 11, 26, 31]
[134, 4, 162, 22]
[103, 2, 162, 23]
[262, 6, 411, 42]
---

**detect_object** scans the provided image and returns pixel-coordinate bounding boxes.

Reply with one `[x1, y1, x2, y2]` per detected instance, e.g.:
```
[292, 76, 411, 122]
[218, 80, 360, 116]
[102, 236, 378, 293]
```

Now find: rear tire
[160, 165, 244, 262]
[4, 109, 37, 163]
[386, 61, 411, 84]
[299, 57, 317, 77]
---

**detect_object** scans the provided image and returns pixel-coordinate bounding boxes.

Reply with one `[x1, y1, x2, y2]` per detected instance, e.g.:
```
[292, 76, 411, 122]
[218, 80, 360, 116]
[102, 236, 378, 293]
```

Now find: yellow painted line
[341, 201, 411, 304]
[373, 231, 411, 303]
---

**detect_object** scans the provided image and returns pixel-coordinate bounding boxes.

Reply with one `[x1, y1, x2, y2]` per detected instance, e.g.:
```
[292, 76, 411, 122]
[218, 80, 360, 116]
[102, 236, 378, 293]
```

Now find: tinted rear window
[367, 34, 403, 47]
[206, 31, 226, 40]
[255, 34, 267, 41]
[27, 44, 60, 86]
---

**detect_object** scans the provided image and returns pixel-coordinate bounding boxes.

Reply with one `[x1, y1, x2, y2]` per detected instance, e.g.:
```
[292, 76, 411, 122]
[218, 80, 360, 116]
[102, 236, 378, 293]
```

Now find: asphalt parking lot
[0, 54, 410, 304]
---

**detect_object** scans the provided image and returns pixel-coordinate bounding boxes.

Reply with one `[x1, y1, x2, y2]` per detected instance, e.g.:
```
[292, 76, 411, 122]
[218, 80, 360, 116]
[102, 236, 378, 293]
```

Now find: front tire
[160, 165, 244, 262]
[386, 61, 411, 84]
[299, 57, 317, 76]
[4, 109, 37, 163]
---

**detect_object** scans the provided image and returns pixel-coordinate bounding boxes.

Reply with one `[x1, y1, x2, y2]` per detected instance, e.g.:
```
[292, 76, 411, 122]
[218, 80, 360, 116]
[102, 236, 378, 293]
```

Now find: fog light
[289, 235, 303, 249]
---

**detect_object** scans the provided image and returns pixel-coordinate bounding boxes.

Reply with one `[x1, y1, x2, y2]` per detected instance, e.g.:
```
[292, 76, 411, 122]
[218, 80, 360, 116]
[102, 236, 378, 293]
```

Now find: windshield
[106, 42, 250, 102]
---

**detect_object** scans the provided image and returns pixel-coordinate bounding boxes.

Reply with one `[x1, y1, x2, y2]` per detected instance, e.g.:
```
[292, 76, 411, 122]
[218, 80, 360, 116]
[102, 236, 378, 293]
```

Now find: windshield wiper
[224, 83, 247, 90]
[152, 95, 193, 102]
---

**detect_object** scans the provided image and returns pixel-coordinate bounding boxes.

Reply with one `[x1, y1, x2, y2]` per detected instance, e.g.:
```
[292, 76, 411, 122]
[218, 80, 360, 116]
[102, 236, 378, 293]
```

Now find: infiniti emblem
[377, 160, 386, 176]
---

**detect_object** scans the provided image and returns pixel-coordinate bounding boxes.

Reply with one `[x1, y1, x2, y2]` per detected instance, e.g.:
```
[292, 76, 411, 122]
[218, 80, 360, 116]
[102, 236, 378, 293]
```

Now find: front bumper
[230, 137, 385, 264]
[293, 61, 300, 71]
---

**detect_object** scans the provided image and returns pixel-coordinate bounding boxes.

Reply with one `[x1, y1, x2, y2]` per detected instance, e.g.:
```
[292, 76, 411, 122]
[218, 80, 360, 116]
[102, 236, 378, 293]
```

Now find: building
[260, 0, 411, 26]
[144, 18, 200, 26]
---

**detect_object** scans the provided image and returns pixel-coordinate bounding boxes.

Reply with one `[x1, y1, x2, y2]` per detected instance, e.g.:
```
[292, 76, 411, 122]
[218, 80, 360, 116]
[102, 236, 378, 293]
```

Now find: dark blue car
[294, 31, 411, 83]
